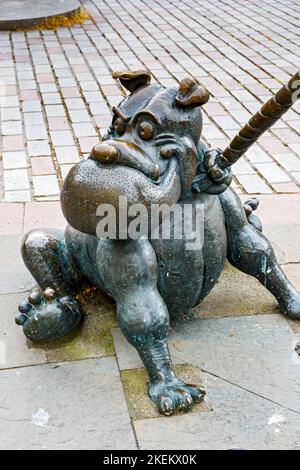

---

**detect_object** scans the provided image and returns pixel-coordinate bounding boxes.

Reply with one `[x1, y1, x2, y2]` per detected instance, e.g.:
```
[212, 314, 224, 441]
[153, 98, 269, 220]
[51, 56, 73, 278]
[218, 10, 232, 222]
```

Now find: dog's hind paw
[149, 378, 205, 416]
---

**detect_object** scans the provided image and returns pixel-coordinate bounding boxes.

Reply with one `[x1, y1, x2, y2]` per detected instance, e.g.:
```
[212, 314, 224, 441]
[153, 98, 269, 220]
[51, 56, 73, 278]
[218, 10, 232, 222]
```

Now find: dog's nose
[92, 143, 119, 163]
[160, 144, 178, 159]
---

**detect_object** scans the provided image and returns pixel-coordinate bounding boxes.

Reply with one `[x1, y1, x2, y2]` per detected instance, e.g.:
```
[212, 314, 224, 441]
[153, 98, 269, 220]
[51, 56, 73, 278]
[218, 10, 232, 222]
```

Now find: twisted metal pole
[219, 70, 300, 168]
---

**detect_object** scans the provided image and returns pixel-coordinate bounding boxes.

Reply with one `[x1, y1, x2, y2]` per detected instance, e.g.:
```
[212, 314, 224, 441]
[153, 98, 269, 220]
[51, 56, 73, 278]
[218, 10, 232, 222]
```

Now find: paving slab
[121, 364, 211, 421]
[0, 203, 24, 235]
[0, 357, 136, 450]
[0, 235, 35, 295]
[263, 225, 300, 265]
[282, 264, 300, 292]
[170, 314, 300, 414]
[134, 373, 300, 450]
[113, 314, 300, 413]
[251, 194, 300, 264]
[23, 202, 66, 232]
[0, 0, 81, 30]
[192, 261, 276, 318]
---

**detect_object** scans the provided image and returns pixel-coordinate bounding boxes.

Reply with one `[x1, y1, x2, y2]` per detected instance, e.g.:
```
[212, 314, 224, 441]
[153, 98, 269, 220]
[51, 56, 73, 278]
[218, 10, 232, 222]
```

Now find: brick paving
[0, 0, 300, 201]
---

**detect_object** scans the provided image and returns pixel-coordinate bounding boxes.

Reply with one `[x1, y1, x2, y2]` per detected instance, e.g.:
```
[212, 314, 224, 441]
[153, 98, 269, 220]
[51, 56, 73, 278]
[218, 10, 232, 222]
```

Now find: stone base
[0, 0, 81, 30]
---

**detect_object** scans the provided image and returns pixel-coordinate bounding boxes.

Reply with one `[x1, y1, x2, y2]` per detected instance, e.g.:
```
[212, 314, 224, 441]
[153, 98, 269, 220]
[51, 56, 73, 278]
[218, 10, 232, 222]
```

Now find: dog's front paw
[148, 378, 205, 416]
[16, 288, 82, 342]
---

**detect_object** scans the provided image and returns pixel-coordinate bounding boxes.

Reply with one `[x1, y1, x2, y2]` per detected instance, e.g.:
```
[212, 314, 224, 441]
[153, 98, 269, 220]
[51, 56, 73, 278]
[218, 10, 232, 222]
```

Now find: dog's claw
[158, 396, 175, 416]
[149, 379, 206, 416]
[18, 300, 31, 314]
[28, 291, 43, 305]
[15, 313, 28, 325]
[44, 287, 56, 301]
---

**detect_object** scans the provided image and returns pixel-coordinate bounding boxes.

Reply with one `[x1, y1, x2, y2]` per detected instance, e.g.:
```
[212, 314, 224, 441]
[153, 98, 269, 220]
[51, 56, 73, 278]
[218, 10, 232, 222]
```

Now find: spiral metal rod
[220, 70, 300, 168]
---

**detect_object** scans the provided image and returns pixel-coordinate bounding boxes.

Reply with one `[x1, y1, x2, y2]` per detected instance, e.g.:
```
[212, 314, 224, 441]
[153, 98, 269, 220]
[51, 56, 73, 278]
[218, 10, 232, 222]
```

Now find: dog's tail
[243, 198, 262, 232]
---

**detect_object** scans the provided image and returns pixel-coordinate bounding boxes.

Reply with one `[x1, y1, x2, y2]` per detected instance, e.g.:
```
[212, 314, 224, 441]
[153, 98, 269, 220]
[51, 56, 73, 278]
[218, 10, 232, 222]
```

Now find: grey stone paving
[241, 194, 300, 265]
[264, 224, 300, 265]
[0, 235, 35, 295]
[170, 314, 300, 414]
[113, 313, 300, 416]
[0, 357, 136, 450]
[134, 373, 300, 450]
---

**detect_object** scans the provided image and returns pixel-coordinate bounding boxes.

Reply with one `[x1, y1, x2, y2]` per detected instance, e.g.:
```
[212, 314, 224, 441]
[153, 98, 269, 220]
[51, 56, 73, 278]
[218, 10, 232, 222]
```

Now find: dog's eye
[114, 117, 126, 135]
[138, 121, 154, 141]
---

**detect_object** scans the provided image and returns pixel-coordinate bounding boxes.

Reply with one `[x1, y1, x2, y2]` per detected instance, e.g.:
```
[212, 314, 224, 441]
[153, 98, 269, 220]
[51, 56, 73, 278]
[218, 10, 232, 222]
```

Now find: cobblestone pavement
[0, 0, 300, 202]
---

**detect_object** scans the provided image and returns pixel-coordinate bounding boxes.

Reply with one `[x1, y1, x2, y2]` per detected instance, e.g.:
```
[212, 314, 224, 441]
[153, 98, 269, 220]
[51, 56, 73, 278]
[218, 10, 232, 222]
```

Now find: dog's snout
[91, 140, 162, 181]
[92, 143, 119, 163]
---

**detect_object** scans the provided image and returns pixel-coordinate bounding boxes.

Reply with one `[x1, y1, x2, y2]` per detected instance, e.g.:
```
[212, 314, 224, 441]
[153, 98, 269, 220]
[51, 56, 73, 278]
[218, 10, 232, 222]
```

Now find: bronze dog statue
[16, 70, 300, 415]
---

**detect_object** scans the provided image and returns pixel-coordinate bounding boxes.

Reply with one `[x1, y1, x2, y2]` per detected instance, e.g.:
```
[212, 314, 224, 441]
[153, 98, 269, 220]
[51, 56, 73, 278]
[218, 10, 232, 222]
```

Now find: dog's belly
[151, 193, 227, 317]
[66, 193, 227, 316]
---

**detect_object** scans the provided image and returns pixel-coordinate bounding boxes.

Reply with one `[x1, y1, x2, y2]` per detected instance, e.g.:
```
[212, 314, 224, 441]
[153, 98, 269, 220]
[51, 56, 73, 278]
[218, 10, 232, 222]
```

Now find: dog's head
[61, 70, 209, 236]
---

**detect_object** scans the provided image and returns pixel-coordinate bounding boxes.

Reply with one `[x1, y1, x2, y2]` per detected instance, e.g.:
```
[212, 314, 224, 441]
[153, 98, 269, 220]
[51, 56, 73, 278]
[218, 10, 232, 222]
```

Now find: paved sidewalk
[0, 193, 300, 449]
[0, 0, 300, 202]
[1, 0, 300, 451]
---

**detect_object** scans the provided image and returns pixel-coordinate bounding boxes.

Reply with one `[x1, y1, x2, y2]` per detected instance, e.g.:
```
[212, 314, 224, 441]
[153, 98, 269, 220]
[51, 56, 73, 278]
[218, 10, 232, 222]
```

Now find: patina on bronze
[16, 70, 300, 416]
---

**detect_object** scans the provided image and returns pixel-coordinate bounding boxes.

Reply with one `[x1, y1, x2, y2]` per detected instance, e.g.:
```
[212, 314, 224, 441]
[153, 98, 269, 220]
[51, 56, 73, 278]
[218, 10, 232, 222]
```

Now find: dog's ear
[112, 70, 151, 93]
[175, 77, 209, 108]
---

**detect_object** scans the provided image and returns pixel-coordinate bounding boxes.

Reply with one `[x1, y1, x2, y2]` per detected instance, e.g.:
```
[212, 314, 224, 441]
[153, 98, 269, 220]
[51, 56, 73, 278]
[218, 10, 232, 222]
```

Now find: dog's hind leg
[97, 238, 205, 415]
[219, 187, 300, 319]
